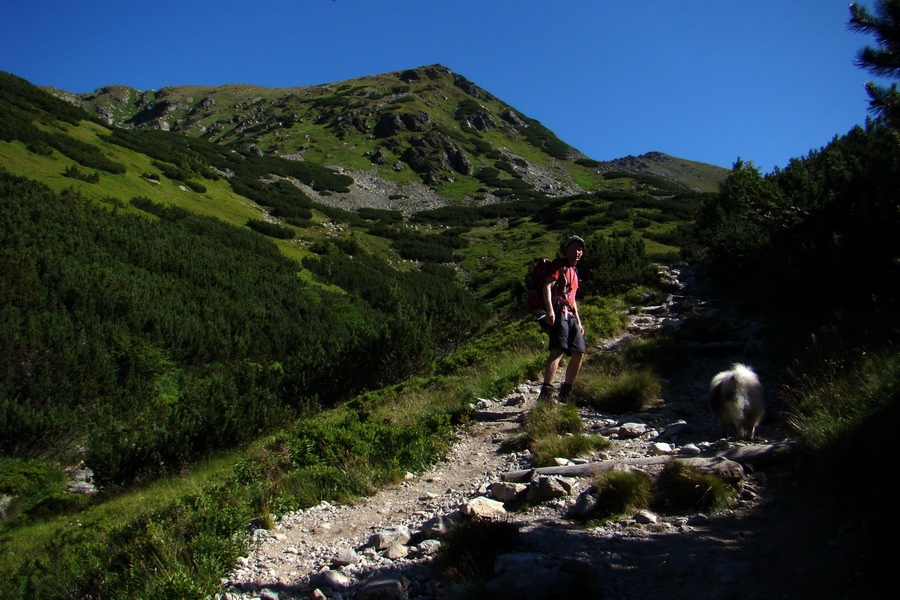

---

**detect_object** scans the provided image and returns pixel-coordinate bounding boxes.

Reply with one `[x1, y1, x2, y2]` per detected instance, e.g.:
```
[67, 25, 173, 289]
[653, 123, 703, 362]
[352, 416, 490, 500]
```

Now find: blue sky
[1, 0, 888, 173]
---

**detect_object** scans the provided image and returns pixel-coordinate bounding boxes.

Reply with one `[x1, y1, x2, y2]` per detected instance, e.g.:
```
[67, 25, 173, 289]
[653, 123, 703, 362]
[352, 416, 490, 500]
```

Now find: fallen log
[501, 441, 796, 484]
[720, 441, 797, 467]
[502, 456, 745, 483]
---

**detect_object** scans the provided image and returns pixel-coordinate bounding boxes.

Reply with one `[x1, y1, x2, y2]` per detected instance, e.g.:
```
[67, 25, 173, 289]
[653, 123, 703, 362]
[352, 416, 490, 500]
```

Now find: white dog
[709, 363, 765, 440]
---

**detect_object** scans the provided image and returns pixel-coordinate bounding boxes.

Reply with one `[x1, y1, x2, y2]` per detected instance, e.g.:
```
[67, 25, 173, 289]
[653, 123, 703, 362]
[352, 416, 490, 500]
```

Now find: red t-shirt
[545, 260, 578, 313]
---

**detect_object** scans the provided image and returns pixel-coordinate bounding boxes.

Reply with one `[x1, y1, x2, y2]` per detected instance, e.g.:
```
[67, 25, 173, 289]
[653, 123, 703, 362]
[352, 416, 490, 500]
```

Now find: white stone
[635, 509, 659, 524]
[461, 496, 507, 518]
[649, 442, 674, 455]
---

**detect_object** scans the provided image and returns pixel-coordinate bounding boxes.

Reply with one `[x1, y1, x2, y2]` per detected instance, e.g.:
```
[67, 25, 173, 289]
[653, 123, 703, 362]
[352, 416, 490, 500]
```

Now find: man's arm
[542, 275, 557, 325]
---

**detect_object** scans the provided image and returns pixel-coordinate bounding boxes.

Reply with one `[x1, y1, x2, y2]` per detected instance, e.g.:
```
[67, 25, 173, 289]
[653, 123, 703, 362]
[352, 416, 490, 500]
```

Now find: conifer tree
[849, 1, 900, 126]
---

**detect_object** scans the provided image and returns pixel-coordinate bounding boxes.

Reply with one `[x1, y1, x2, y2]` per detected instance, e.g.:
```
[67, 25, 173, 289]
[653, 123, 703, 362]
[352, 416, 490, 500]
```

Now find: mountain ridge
[44, 64, 728, 199]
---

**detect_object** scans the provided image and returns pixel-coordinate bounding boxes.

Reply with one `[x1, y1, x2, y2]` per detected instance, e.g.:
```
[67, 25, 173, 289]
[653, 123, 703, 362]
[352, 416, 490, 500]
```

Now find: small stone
[384, 541, 409, 560]
[680, 443, 701, 455]
[687, 513, 710, 526]
[355, 576, 409, 600]
[649, 442, 674, 455]
[416, 539, 442, 555]
[635, 509, 659, 524]
[618, 423, 647, 438]
[332, 548, 359, 566]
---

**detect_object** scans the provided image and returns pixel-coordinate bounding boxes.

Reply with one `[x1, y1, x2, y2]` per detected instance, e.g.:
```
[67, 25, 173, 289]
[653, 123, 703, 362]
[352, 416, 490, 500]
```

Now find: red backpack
[524, 258, 565, 316]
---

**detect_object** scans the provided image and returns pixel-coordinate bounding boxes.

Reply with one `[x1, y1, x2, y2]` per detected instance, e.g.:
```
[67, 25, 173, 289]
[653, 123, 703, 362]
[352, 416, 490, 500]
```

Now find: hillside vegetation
[48, 64, 728, 200]
[1, 15, 899, 595]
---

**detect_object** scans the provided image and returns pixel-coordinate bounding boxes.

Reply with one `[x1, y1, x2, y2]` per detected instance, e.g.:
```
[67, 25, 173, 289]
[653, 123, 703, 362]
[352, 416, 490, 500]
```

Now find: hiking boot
[538, 383, 554, 401]
[558, 383, 573, 402]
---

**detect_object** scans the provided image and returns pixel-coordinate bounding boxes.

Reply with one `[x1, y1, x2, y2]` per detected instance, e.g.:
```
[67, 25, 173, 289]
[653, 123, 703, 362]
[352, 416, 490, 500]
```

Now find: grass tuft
[658, 460, 737, 512]
[575, 366, 661, 413]
[588, 469, 656, 518]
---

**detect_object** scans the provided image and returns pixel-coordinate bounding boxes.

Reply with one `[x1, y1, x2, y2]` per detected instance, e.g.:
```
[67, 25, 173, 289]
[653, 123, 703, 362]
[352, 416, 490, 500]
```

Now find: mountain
[46, 64, 727, 211]
[593, 151, 728, 193]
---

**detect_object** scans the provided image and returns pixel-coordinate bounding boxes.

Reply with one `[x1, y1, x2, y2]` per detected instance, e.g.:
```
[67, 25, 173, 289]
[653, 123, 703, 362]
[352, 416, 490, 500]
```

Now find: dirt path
[220, 266, 859, 600]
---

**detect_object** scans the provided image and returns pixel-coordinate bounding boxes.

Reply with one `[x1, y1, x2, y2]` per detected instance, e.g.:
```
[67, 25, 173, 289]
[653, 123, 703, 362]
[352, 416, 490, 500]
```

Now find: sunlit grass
[574, 364, 662, 414]
[0, 449, 241, 568]
[588, 470, 656, 519]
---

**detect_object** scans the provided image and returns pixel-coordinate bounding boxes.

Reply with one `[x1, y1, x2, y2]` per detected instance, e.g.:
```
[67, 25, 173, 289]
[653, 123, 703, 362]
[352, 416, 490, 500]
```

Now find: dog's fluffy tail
[709, 363, 764, 440]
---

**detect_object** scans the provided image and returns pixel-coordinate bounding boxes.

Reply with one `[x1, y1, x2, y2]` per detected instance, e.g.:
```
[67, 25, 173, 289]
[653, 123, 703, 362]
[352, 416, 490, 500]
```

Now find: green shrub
[62, 165, 99, 183]
[659, 460, 736, 512]
[530, 434, 610, 467]
[785, 348, 900, 465]
[246, 219, 295, 239]
[575, 367, 661, 413]
[588, 470, 656, 518]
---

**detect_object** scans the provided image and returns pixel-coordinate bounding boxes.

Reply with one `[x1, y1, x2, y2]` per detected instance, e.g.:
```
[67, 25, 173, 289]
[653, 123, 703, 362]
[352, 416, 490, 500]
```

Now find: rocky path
[218, 266, 851, 600]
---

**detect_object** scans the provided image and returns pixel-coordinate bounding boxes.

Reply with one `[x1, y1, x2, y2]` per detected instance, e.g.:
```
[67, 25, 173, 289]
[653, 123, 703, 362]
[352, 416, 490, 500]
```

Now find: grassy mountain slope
[1, 69, 714, 598]
[594, 151, 728, 193]
[48, 64, 726, 204]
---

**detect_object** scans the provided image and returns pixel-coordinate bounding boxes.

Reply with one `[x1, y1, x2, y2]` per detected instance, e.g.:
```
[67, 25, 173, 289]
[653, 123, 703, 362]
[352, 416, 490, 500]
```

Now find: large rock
[489, 481, 527, 503]
[374, 111, 431, 137]
[368, 525, 411, 550]
[525, 476, 573, 503]
[401, 131, 473, 182]
[461, 496, 507, 519]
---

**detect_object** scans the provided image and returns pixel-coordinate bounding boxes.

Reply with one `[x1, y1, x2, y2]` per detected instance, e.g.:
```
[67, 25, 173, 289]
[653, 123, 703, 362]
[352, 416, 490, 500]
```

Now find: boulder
[461, 496, 507, 519]
[488, 481, 527, 503]
[368, 525, 411, 550]
[525, 476, 572, 503]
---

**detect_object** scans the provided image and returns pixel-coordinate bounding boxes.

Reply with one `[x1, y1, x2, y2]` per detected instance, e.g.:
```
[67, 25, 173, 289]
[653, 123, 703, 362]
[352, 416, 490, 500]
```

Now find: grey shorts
[544, 314, 586, 356]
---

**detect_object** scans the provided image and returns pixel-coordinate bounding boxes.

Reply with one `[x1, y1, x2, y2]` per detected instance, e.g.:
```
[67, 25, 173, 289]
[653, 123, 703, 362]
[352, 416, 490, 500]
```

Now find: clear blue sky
[1, 0, 888, 173]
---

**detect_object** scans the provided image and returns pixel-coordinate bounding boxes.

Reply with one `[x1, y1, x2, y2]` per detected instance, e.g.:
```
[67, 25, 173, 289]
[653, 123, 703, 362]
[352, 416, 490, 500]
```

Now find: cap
[564, 235, 585, 250]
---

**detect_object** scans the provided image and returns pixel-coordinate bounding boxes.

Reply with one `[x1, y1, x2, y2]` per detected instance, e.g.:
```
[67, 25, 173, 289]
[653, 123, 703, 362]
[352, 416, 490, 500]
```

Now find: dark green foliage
[849, 0, 900, 127]
[0, 458, 89, 527]
[454, 98, 483, 120]
[229, 178, 314, 220]
[411, 196, 553, 226]
[395, 239, 456, 262]
[694, 123, 900, 309]
[579, 234, 659, 295]
[246, 219, 295, 239]
[468, 136, 501, 159]
[0, 71, 94, 126]
[0, 483, 251, 600]
[0, 78, 125, 175]
[358, 207, 403, 224]
[365, 222, 467, 262]
[575, 158, 600, 168]
[517, 115, 570, 160]
[302, 253, 488, 381]
[108, 126, 353, 195]
[62, 165, 99, 184]
[0, 170, 486, 487]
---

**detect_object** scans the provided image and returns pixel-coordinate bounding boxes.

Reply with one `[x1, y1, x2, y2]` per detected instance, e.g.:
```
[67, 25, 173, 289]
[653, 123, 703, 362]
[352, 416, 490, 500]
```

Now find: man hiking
[538, 235, 586, 401]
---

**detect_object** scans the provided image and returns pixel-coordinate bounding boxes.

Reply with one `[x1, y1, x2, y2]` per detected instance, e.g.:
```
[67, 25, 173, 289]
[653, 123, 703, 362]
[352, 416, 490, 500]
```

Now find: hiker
[539, 235, 586, 401]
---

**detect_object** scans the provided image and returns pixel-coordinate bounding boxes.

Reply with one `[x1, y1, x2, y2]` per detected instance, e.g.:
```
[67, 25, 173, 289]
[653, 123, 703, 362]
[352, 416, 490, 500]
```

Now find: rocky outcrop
[400, 131, 473, 183]
[373, 111, 431, 138]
